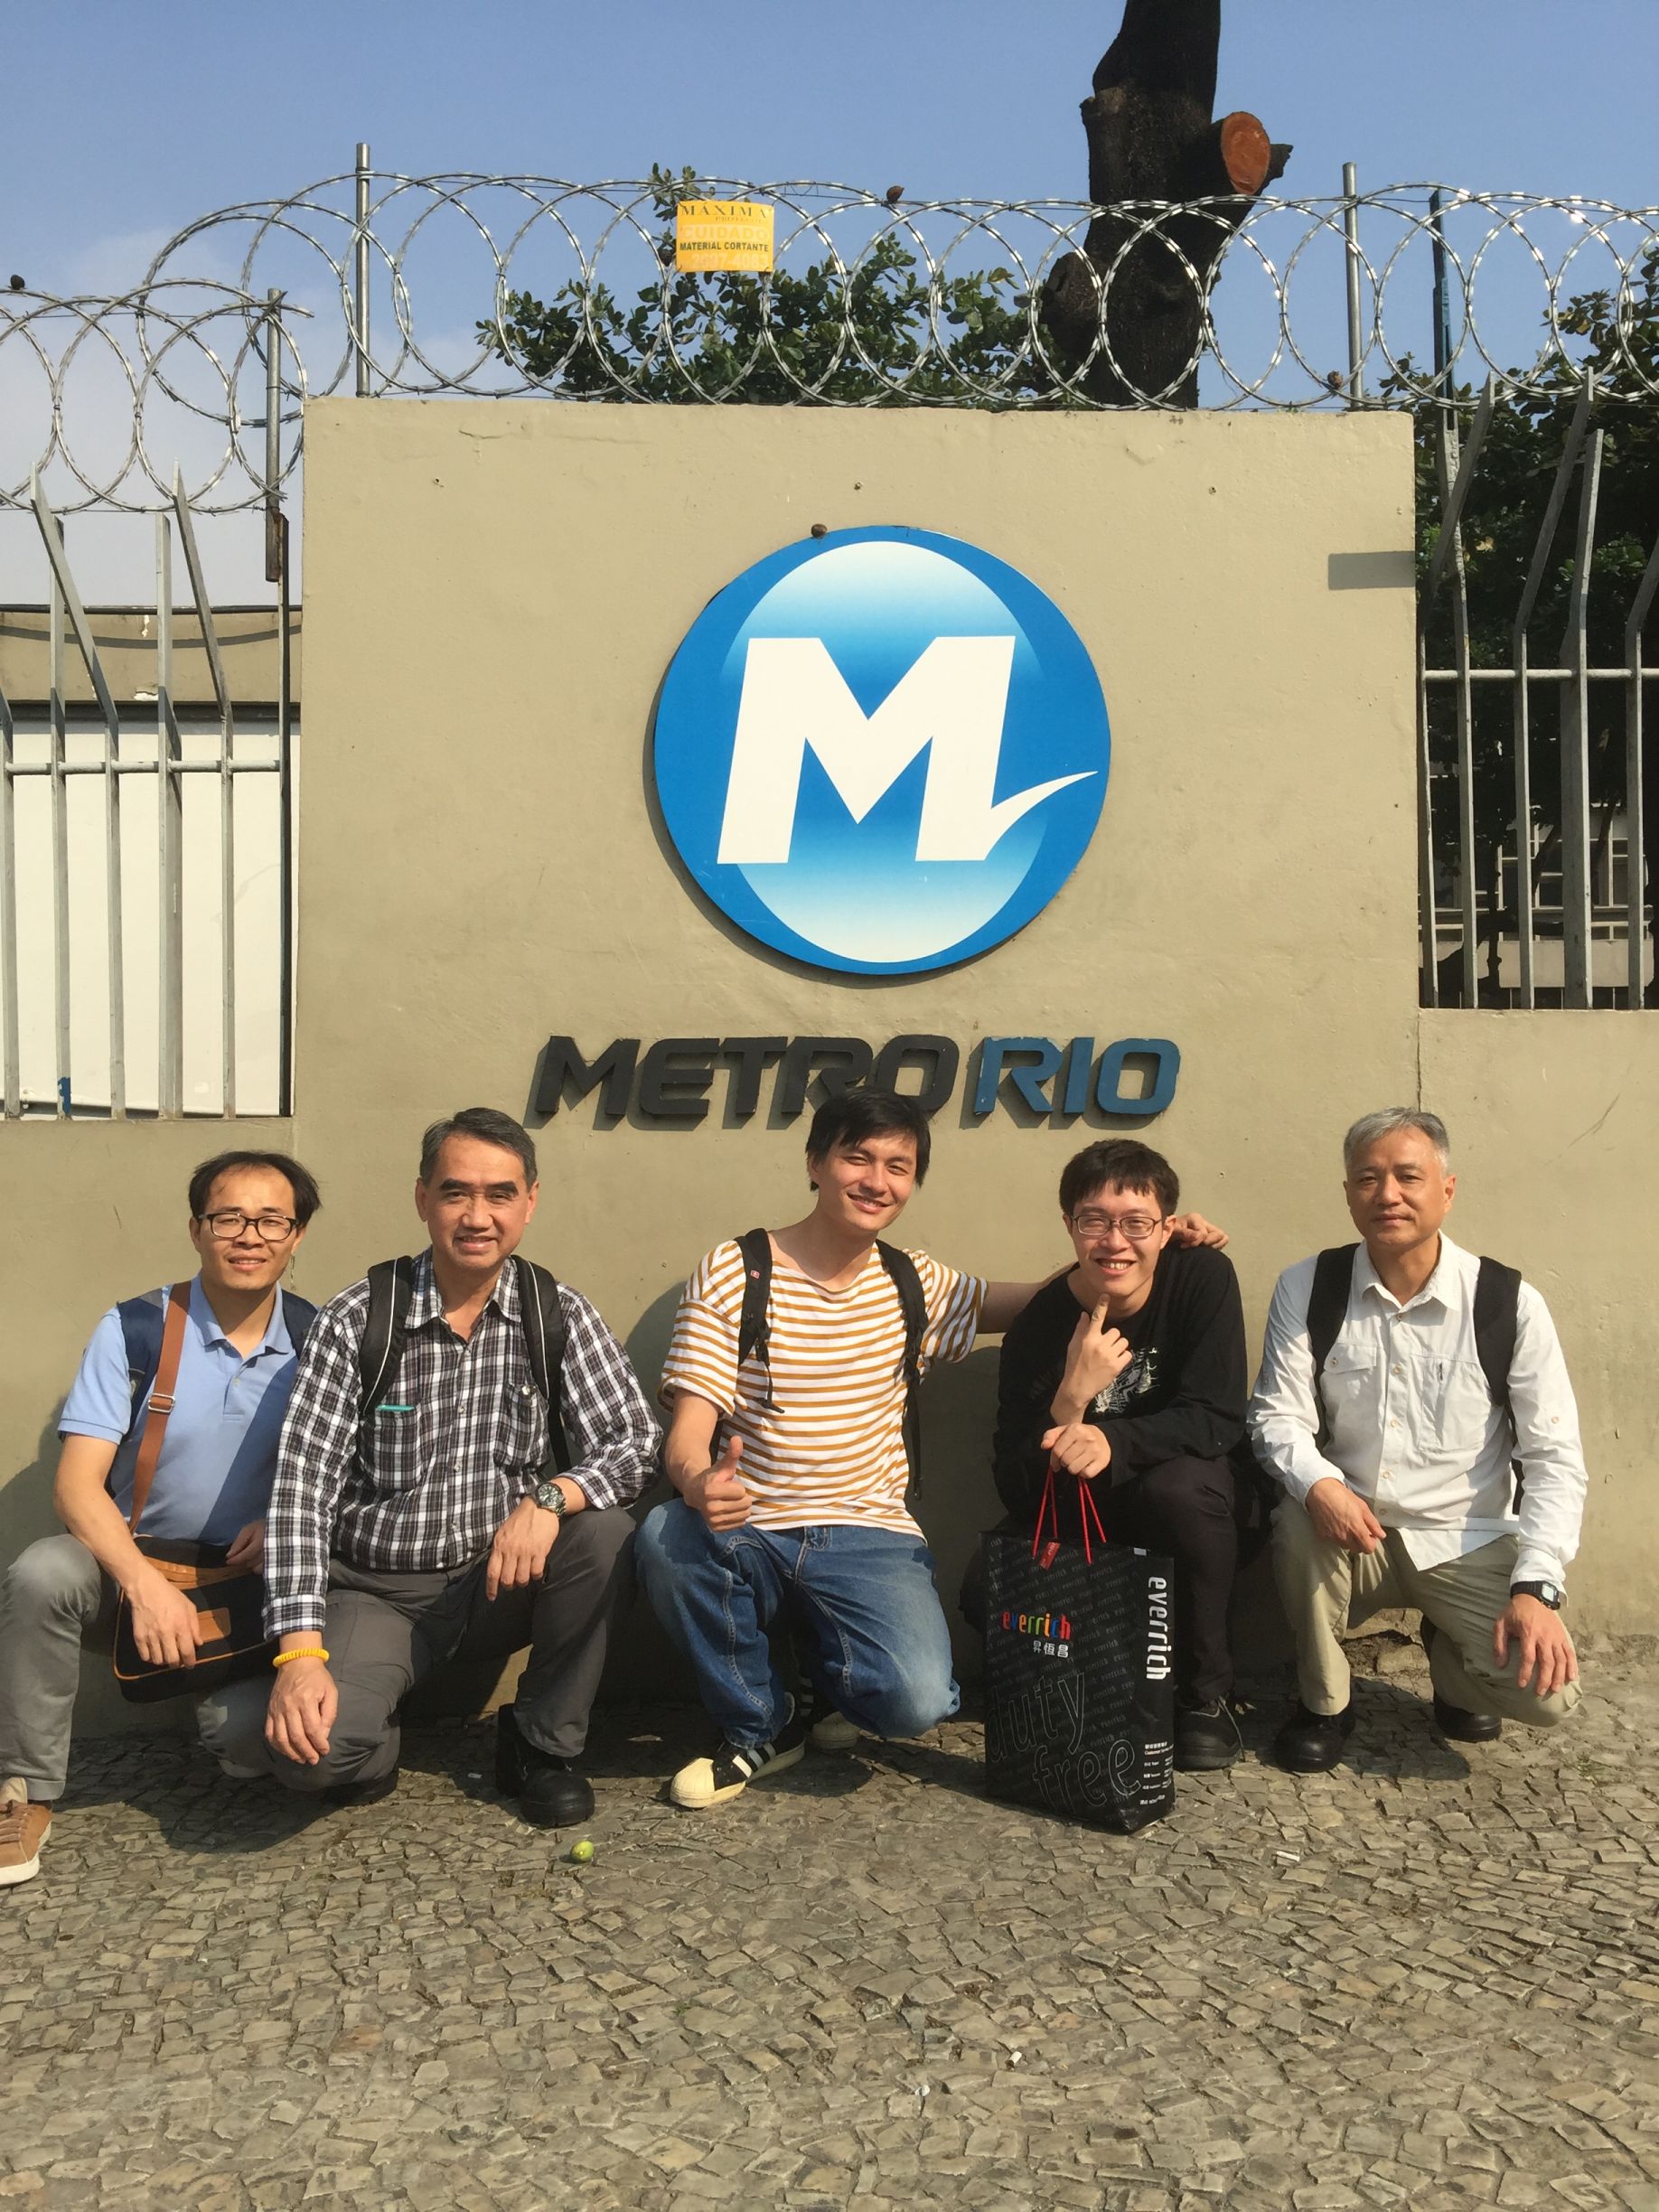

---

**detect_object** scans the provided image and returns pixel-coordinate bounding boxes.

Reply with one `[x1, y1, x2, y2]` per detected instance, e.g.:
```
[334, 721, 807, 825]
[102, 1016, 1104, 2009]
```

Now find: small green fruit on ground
[569, 1838, 595, 1863]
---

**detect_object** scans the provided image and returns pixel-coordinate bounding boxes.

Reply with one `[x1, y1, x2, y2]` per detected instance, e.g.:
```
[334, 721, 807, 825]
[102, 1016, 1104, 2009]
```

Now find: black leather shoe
[323, 1766, 399, 1807]
[1431, 1695, 1503, 1744]
[1420, 1619, 1503, 1742]
[1175, 1697, 1243, 1772]
[496, 1705, 595, 1828]
[1273, 1701, 1355, 1774]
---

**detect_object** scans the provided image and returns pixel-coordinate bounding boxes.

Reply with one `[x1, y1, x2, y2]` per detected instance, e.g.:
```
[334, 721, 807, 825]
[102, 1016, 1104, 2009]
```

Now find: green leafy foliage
[478, 167, 1047, 405]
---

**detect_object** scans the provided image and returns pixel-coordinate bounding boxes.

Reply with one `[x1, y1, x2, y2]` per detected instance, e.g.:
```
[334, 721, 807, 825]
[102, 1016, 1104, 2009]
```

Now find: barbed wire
[2, 173, 1654, 512]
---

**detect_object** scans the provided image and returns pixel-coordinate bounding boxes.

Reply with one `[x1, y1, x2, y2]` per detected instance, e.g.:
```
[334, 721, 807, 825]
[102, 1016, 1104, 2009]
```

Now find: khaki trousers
[1272, 1498, 1582, 1727]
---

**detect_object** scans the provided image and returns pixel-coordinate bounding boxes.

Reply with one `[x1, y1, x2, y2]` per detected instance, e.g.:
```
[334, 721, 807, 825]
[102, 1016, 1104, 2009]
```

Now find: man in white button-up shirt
[1250, 1108, 1585, 1773]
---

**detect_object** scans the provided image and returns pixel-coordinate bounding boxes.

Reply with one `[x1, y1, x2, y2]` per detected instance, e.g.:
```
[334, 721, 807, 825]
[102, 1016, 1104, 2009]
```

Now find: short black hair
[805, 1084, 932, 1185]
[189, 1150, 322, 1226]
[1059, 1139, 1178, 1219]
[418, 1108, 539, 1187]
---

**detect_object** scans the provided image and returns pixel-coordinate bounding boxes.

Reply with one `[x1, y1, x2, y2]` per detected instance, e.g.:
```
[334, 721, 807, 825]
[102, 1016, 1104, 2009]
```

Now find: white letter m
[715, 636, 1092, 866]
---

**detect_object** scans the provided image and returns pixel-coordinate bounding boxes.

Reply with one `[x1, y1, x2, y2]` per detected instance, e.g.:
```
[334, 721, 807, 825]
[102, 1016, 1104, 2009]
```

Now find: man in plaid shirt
[200, 1109, 658, 1826]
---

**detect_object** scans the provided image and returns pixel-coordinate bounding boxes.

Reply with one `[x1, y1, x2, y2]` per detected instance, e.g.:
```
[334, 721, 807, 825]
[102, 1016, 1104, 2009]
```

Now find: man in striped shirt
[638, 1086, 1221, 1809]
[200, 1109, 659, 1827]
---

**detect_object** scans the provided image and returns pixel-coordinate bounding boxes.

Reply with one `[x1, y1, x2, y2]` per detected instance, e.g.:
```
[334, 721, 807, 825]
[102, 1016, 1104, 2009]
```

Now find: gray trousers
[0, 1533, 214, 1799]
[198, 1506, 636, 1795]
[1273, 1499, 1582, 1727]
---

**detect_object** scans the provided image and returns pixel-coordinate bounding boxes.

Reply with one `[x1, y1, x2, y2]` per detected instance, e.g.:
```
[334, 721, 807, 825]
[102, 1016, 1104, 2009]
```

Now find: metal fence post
[264, 288, 286, 583]
[1559, 428, 1605, 1008]
[1626, 539, 1659, 1008]
[354, 142, 372, 397]
[155, 516, 183, 1116]
[1429, 188, 1453, 393]
[1342, 162, 1364, 406]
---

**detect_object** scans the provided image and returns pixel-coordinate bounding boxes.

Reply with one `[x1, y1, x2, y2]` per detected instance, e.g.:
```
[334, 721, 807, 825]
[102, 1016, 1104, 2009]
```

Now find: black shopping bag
[982, 1471, 1176, 1834]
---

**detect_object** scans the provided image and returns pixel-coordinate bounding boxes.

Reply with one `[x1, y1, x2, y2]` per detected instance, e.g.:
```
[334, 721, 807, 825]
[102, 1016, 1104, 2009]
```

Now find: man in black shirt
[976, 1139, 1250, 1771]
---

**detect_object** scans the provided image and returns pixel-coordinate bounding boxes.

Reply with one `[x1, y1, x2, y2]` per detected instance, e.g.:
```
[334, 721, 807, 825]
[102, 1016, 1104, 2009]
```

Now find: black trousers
[961, 1455, 1241, 1705]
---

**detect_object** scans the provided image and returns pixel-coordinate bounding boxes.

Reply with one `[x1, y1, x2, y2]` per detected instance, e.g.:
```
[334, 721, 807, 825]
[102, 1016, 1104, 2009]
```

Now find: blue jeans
[635, 1502, 959, 1751]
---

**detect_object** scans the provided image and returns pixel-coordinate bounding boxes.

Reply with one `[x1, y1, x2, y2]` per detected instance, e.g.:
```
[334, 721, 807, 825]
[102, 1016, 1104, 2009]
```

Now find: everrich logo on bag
[999, 1607, 1073, 1660]
[652, 526, 1111, 976]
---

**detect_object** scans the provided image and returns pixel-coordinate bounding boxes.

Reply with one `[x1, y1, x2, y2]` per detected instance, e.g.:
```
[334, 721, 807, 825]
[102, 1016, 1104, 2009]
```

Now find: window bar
[156, 515, 184, 1116]
[1511, 380, 1595, 1010]
[33, 473, 128, 1114]
[1558, 428, 1604, 1008]
[0, 674, 18, 1116]
[1626, 532, 1659, 1009]
[172, 471, 237, 1115]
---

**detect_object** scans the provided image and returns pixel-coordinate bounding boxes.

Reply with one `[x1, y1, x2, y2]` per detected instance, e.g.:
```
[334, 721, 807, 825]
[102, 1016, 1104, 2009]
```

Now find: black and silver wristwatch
[532, 1477, 568, 1520]
[1509, 1579, 1564, 1609]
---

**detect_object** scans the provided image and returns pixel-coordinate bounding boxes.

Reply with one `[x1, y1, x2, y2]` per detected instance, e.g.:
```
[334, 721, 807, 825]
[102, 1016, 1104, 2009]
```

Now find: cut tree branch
[1044, 0, 1291, 406]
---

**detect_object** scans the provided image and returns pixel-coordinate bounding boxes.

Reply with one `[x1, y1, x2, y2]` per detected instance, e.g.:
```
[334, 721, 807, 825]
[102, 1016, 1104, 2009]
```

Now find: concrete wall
[286, 399, 1421, 1664]
[2, 398, 1649, 1745]
[1416, 1013, 1659, 1628]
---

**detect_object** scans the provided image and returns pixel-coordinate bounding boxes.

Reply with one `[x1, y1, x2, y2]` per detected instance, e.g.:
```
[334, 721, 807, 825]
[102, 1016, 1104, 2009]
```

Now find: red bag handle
[1032, 1461, 1108, 1564]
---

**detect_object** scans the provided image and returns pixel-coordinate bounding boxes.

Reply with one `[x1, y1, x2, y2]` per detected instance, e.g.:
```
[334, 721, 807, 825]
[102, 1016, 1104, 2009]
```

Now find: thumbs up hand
[689, 1433, 752, 1531]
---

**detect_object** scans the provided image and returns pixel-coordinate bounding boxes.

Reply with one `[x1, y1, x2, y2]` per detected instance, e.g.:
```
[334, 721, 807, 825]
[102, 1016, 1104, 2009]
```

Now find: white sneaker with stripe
[670, 1698, 808, 1809]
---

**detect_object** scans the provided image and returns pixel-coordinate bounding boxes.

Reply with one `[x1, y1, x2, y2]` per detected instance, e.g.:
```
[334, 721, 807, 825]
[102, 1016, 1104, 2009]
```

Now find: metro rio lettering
[533, 1034, 1181, 1125]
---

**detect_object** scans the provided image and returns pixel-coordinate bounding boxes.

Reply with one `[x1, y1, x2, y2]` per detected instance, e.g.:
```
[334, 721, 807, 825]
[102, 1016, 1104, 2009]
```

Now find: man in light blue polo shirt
[0, 1148, 322, 1889]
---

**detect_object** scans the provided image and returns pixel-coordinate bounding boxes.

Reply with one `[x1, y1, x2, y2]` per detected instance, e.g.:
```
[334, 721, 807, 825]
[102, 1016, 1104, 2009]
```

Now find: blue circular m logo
[653, 526, 1111, 976]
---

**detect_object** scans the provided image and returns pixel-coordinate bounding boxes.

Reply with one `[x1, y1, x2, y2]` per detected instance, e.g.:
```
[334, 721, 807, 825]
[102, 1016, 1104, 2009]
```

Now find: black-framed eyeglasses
[196, 1209, 298, 1243]
[1067, 1210, 1165, 1243]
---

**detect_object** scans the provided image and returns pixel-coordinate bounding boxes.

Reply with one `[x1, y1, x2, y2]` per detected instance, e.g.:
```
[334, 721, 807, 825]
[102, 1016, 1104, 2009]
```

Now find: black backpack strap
[358, 1256, 417, 1458]
[1472, 1258, 1521, 1421]
[513, 1256, 572, 1475]
[280, 1289, 319, 1353]
[116, 1287, 169, 1444]
[735, 1229, 775, 1408]
[1306, 1243, 1360, 1450]
[1473, 1254, 1523, 1506]
[876, 1241, 929, 1496]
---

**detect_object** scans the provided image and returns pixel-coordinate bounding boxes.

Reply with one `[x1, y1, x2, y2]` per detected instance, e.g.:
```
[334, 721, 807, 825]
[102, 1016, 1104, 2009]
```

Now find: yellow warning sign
[674, 199, 775, 274]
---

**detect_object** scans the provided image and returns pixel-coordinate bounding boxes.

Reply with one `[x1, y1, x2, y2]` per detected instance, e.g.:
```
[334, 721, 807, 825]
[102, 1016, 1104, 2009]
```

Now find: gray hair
[1342, 1109, 1452, 1175]
[418, 1107, 538, 1186]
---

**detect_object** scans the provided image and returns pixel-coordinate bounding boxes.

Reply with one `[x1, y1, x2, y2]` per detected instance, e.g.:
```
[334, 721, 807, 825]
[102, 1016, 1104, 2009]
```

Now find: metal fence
[0, 165, 1654, 1120]
[0, 479, 295, 1117]
[3, 164, 1656, 511]
[1418, 376, 1659, 1011]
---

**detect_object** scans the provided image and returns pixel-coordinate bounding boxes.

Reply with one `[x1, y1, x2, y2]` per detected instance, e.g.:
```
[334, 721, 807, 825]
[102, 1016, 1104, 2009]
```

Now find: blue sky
[8, 0, 1656, 247]
[3, 1, 1654, 601]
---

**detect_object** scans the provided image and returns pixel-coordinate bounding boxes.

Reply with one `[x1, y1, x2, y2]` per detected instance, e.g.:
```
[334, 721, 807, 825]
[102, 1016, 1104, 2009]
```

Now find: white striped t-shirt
[661, 1239, 986, 1535]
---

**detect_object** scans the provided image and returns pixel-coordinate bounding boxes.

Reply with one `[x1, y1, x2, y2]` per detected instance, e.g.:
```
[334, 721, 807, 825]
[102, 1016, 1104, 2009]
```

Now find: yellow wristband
[272, 1646, 330, 1668]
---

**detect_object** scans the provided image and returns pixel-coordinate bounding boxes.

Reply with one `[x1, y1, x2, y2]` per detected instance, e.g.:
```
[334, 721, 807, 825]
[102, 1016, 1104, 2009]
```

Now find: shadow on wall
[0, 1406, 67, 1564]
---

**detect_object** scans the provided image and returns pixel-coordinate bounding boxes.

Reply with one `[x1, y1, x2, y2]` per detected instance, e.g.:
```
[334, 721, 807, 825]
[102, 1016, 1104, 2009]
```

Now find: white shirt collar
[1354, 1233, 1474, 1315]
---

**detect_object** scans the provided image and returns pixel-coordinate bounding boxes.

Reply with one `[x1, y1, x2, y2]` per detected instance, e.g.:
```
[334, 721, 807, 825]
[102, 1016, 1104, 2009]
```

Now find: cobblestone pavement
[3, 1641, 1658, 2212]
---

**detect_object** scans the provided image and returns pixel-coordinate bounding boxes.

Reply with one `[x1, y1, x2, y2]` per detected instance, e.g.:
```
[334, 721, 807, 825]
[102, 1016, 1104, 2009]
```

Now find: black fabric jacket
[992, 1242, 1248, 1523]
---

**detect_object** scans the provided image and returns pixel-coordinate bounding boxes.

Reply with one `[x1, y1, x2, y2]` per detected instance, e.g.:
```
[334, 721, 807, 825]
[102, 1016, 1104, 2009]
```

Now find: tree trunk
[1043, 0, 1290, 407]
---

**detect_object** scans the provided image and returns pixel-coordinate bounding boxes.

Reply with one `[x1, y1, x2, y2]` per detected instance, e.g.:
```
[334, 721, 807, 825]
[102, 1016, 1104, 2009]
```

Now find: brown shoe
[0, 1778, 52, 1888]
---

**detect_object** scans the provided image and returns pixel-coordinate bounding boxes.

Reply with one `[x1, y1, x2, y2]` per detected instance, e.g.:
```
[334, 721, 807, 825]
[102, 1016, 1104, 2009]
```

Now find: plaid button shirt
[264, 1252, 660, 1637]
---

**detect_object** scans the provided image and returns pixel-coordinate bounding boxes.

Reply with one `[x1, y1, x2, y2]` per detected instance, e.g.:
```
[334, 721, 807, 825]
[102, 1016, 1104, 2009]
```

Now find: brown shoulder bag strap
[127, 1281, 193, 1533]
